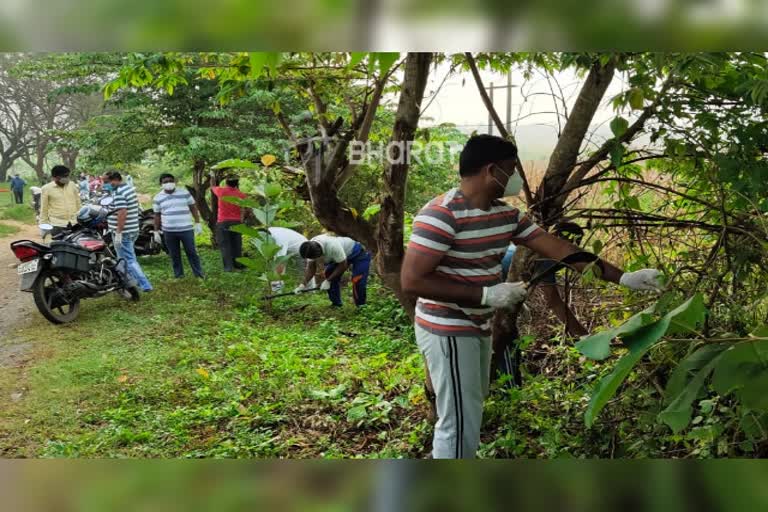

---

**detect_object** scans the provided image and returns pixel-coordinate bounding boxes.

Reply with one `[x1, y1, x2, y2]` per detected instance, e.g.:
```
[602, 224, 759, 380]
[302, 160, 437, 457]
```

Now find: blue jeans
[163, 229, 204, 278]
[324, 243, 371, 307]
[116, 231, 153, 291]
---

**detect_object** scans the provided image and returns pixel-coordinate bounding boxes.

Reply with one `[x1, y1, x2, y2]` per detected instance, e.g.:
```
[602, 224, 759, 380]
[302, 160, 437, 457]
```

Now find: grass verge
[0, 222, 20, 237]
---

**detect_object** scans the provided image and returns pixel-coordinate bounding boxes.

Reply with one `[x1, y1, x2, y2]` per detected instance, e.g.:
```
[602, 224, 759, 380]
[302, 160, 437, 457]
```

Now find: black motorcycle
[135, 207, 165, 256]
[88, 193, 164, 256]
[10, 219, 141, 324]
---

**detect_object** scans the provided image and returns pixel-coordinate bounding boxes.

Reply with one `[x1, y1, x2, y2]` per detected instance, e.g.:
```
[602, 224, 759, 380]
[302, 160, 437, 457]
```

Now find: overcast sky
[417, 62, 632, 160]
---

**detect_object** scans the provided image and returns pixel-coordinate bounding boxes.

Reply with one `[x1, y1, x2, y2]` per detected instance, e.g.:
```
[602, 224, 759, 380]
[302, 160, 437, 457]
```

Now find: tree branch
[464, 52, 535, 207]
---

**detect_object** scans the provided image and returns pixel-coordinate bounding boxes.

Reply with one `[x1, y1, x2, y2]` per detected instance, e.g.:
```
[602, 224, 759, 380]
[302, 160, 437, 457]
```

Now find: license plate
[17, 259, 39, 275]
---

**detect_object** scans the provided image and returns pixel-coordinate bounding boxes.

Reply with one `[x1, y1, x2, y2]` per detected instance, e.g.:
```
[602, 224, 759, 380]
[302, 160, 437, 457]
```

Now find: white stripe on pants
[415, 324, 492, 459]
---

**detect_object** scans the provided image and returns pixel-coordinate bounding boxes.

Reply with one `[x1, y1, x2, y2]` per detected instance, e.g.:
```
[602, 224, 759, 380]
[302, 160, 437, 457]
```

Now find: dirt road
[0, 221, 39, 368]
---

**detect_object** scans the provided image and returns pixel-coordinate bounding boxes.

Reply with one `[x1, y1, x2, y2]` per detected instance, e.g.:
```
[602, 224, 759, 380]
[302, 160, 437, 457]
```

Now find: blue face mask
[102, 183, 113, 193]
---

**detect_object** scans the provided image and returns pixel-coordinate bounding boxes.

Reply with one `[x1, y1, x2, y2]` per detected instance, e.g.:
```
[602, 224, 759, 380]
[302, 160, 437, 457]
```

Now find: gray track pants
[415, 324, 492, 459]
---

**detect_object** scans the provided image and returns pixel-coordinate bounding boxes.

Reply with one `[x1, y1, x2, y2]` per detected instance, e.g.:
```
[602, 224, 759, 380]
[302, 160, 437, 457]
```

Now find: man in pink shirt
[211, 178, 247, 272]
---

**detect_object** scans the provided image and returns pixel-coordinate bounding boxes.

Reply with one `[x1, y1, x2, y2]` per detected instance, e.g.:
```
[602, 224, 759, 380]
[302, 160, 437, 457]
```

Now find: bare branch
[464, 52, 535, 207]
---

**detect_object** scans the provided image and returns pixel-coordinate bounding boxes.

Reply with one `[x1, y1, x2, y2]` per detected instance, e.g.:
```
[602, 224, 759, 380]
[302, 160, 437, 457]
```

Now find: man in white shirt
[294, 234, 371, 307]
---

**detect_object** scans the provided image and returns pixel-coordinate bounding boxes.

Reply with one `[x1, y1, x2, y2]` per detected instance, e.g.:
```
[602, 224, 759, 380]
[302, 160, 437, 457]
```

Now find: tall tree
[465, 52, 768, 373]
[107, 52, 433, 310]
[0, 54, 33, 181]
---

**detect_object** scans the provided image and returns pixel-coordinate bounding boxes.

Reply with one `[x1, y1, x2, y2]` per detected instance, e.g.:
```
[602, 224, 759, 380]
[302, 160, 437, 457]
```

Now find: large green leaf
[248, 52, 280, 78]
[712, 340, 768, 411]
[584, 318, 671, 427]
[362, 204, 382, 221]
[229, 224, 264, 237]
[583, 295, 707, 427]
[263, 182, 282, 198]
[628, 88, 645, 110]
[272, 219, 301, 229]
[663, 294, 707, 336]
[576, 306, 655, 360]
[659, 353, 724, 433]
[211, 158, 259, 170]
[609, 141, 625, 168]
[610, 116, 629, 138]
[712, 343, 759, 395]
[664, 343, 729, 401]
[738, 372, 768, 411]
[348, 52, 367, 69]
[374, 52, 400, 75]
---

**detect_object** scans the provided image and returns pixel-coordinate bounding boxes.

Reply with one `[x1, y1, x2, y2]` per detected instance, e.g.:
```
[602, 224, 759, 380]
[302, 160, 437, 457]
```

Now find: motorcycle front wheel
[117, 286, 141, 302]
[32, 270, 81, 324]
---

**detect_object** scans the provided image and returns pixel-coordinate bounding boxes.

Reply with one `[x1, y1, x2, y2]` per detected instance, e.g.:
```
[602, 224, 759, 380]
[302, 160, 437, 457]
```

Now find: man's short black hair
[225, 178, 239, 188]
[105, 170, 122, 181]
[299, 241, 323, 259]
[51, 165, 71, 177]
[459, 135, 518, 177]
[159, 173, 175, 184]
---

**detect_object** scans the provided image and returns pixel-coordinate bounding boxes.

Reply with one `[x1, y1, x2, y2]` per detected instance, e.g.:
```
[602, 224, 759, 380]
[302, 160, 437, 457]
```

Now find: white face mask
[492, 165, 523, 197]
[162, 182, 176, 192]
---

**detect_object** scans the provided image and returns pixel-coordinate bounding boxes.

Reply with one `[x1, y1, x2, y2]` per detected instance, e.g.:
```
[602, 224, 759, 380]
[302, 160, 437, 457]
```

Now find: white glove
[620, 269, 664, 292]
[153, 231, 162, 244]
[194, 223, 203, 235]
[481, 282, 528, 309]
[113, 231, 123, 248]
[320, 280, 331, 291]
[294, 283, 306, 294]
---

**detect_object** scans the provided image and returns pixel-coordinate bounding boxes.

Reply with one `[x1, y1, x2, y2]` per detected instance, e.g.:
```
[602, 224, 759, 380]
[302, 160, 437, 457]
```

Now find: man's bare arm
[520, 232, 623, 284]
[400, 248, 483, 306]
[303, 260, 317, 286]
[326, 260, 349, 282]
[116, 209, 127, 232]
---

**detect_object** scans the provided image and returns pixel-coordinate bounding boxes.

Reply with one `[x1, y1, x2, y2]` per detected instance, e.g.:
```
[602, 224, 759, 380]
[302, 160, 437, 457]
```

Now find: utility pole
[485, 71, 514, 136]
[506, 70, 512, 133]
[487, 82, 494, 135]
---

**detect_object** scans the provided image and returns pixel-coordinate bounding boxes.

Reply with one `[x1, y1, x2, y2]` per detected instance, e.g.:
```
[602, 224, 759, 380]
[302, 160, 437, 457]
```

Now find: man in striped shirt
[153, 173, 205, 279]
[401, 135, 663, 458]
[104, 171, 152, 292]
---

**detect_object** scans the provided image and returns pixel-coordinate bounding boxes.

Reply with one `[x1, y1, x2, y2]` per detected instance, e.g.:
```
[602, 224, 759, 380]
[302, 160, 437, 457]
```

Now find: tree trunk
[488, 58, 617, 375]
[376, 52, 432, 315]
[58, 147, 79, 173]
[534, 60, 616, 224]
[186, 159, 218, 246]
[22, 143, 48, 184]
[0, 156, 13, 182]
[301, 53, 432, 316]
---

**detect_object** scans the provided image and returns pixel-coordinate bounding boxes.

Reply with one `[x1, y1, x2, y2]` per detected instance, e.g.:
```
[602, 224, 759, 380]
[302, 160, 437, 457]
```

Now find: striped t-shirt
[407, 188, 544, 337]
[108, 183, 140, 235]
[153, 188, 195, 232]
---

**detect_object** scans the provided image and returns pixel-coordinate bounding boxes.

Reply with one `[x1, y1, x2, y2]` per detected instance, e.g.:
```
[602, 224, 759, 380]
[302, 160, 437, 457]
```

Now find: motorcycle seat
[77, 239, 106, 251]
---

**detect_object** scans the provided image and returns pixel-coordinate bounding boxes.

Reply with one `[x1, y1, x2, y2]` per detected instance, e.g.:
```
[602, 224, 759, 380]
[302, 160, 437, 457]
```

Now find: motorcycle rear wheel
[32, 270, 81, 324]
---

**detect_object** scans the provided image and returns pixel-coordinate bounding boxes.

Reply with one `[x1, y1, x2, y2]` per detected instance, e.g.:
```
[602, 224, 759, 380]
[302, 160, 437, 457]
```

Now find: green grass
[0, 222, 20, 237]
[0, 248, 737, 458]
[0, 249, 432, 458]
[0, 203, 36, 223]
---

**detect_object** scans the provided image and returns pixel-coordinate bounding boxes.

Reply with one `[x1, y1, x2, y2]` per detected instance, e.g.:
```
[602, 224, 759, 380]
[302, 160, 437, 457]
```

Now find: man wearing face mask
[103, 170, 153, 292]
[39, 165, 81, 238]
[401, 135, 664, 459]
[152, 173, 205, 279]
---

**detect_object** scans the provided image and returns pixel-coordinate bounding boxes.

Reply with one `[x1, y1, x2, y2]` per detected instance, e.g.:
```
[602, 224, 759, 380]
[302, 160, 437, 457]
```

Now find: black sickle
[525, 251, 598, 288]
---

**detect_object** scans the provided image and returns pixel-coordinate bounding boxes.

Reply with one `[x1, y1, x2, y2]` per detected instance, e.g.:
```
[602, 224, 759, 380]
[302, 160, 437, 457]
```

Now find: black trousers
[13, 189, 23, 204]
[217, 221, 244, 271]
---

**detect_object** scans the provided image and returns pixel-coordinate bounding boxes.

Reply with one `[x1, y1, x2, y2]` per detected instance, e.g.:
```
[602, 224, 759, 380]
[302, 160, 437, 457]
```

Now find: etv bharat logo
[283, 134, 463, 168]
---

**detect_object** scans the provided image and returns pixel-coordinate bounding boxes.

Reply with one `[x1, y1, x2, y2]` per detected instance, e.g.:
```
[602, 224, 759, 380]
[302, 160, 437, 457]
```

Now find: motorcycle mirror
[99, 196, 114, 207]
[38, 223, 53, 232]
